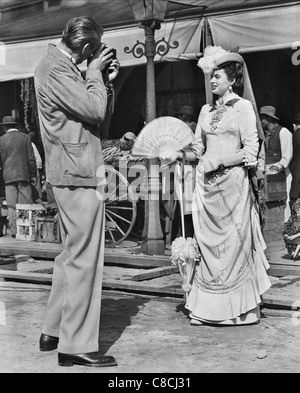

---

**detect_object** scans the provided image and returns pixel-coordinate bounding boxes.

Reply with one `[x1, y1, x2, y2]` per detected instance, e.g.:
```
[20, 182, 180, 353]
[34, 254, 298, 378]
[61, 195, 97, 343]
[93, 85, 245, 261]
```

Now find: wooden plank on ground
[102, 279, 183, 296]
[0, 246, 59, 260]
[0, 257, 15, 265]
[268, 264, 300, 277]
[269, 258, 300, 267]
[0, 269, 184, 297]
[262, 294, 300, 310]
[0, 270, 299, 309]
[0, 241, 172, 268]
[104, 253, 172, 268]
[0, 270, 53, 284]
[130, 266, 179, 281]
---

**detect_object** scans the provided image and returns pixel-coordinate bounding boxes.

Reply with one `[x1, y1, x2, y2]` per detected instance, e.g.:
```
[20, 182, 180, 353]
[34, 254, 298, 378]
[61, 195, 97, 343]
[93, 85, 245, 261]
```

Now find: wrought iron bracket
[125, 37, 179, 59]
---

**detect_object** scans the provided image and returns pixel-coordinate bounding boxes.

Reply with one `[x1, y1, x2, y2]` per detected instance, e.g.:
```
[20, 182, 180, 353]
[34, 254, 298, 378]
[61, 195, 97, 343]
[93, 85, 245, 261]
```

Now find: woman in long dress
[169, 49, 271, 326]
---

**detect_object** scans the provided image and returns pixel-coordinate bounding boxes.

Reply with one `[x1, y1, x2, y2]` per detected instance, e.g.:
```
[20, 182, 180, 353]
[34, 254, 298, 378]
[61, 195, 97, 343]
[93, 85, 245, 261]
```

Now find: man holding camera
[34, 16, 119, 368]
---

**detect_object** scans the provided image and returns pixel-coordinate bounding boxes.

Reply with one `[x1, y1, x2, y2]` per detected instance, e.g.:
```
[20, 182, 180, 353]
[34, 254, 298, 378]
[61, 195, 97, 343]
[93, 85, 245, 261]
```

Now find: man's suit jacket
[34, 44, 107, 187]
[0, 129, 36, 184]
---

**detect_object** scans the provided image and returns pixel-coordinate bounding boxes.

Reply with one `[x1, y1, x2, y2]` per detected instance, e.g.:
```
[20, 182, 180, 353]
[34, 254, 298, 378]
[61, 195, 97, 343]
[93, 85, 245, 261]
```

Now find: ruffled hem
[185, 246, 271, 322]
[190, 306, 260, 326]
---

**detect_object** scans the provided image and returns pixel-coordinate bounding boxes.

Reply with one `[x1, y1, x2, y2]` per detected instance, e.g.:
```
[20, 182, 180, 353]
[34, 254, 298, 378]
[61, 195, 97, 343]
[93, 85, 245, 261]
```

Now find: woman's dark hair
[61, 16, 103, 53]
[217, 61, 244, 96]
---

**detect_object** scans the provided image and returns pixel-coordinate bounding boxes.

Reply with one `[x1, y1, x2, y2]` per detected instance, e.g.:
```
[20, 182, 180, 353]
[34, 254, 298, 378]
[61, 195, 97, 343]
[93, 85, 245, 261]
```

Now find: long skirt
[185, 165, 271, 325]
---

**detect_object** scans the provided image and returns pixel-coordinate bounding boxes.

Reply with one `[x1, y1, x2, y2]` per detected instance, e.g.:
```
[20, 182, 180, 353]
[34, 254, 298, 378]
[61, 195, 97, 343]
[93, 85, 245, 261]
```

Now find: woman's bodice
[192, 94, 259, 164]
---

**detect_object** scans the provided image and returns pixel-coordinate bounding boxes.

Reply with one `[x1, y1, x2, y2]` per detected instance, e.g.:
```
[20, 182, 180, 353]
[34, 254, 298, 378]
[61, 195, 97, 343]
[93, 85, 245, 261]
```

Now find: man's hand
[108, 59, 120, 83]
[269, 162, 284, 173]
[266, 162, 284, 174]
[87, 43, 115, 72]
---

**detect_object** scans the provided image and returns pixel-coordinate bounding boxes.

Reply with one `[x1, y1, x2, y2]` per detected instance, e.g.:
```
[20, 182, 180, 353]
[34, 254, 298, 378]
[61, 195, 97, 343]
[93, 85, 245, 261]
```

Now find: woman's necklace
[210, 101, 227, 132]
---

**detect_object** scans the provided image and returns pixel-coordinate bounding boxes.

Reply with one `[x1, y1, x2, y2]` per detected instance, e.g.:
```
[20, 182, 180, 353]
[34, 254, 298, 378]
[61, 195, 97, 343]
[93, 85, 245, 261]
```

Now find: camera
[102, 45, 117, 59]
[102, 46, 117, 74]
[107, 48, 117, 60]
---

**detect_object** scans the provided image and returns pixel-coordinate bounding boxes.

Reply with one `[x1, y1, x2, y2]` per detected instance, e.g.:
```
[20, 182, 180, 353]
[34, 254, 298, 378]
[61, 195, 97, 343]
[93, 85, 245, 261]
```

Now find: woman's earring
[229, 85, 233, 93]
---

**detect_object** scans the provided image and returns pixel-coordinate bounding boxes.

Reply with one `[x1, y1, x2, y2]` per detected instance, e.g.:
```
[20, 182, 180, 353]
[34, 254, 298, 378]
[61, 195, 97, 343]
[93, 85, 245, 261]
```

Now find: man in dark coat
[0, 116, 36, 237]
[289, 113, 300, 210]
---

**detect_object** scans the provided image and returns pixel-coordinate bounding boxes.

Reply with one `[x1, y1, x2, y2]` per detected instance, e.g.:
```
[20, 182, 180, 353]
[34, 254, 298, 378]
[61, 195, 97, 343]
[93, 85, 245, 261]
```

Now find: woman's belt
[206, 164, 243, 183]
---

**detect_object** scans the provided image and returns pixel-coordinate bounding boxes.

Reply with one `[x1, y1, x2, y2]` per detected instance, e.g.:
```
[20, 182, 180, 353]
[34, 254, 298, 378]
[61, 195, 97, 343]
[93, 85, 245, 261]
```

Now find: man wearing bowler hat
[259, 105, 293, 220]
[289, 113, 300, 209]
[0, 116, 36, 237]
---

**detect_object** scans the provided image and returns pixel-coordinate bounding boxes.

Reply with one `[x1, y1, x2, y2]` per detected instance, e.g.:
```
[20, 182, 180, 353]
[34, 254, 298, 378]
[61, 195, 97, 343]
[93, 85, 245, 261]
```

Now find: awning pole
[203, 18, 213, 105]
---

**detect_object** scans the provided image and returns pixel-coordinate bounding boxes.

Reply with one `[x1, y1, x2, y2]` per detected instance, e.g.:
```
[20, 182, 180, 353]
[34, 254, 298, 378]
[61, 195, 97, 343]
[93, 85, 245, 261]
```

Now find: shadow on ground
[99, 296, 149, 355]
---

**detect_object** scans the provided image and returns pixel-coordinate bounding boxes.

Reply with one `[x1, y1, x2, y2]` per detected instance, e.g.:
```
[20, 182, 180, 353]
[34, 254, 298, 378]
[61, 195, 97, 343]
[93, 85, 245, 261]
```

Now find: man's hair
[61, 16, 103, 53]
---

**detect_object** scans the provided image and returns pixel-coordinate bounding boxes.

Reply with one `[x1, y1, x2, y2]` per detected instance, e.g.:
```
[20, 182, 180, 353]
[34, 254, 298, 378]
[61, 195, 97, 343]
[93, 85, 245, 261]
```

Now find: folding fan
[131, 116, 195, 159]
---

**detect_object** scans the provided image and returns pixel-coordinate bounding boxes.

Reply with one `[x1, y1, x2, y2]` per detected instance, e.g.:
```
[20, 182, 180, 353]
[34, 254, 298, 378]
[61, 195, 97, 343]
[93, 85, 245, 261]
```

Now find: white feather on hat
[198, 46, 244, 74]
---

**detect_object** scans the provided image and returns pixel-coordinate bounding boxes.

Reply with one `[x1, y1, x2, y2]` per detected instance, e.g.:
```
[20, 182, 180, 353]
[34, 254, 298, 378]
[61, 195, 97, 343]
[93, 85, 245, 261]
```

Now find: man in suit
[259, 106, 293, 221]
[0, 116, 36, 237]
[289, 113, 300, 210]
[34, 16, 120, 367]
[259, 106, 293, 174]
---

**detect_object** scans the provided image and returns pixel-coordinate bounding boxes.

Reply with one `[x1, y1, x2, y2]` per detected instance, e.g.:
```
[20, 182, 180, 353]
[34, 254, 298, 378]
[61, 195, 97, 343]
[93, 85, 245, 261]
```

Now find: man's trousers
[42, 186, 105, 354]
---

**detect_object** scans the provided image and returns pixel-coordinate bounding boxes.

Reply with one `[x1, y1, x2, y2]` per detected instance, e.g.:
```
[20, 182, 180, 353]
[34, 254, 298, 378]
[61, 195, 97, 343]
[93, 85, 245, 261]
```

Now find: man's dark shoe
[39, 334, 59, 352]
[58, 352, 117, 367]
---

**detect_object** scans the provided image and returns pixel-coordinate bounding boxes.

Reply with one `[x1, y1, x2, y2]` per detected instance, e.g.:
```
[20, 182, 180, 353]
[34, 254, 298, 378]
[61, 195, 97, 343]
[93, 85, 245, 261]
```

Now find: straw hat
[259, 106, 280, 121]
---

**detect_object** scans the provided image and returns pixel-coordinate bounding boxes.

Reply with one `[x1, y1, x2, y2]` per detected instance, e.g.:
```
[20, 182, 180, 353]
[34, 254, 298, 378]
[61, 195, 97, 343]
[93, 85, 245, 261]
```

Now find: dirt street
[0, 280, 300, 374]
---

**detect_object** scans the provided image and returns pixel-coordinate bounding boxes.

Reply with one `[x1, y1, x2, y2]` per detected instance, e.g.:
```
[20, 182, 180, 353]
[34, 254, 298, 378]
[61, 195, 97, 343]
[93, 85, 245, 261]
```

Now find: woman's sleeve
[222, 99, 259, 167]
[190, 105, 207, 158]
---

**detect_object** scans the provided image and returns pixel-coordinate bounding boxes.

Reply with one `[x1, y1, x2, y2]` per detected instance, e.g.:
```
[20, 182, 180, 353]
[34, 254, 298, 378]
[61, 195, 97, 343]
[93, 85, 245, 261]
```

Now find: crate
[35, 216, 61, 243]
[265, 172, 287, 202]
[262, 200, 286, 243]
[15, 203, 44, 241]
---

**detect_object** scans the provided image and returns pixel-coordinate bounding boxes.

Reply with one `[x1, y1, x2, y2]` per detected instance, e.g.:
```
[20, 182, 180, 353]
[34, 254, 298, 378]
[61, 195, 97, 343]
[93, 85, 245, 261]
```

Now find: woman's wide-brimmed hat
[0, 115, 19, 125]
[259, 106, 280, 121]
[174, 105, 194, 116]
[214, 52, 244, 67]
[197, 46, 244, 74]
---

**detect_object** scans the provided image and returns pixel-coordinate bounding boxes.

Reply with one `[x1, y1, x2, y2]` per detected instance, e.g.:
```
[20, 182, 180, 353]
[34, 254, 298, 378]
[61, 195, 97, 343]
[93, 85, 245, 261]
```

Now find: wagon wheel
[104, 165, 137, 247]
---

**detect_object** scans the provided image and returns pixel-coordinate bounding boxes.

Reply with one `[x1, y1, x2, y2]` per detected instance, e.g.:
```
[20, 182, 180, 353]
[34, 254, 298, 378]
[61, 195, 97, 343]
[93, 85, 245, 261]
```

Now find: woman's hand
[243, 155, 258, 168]
[160, 150, 182, 162]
